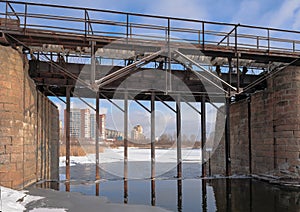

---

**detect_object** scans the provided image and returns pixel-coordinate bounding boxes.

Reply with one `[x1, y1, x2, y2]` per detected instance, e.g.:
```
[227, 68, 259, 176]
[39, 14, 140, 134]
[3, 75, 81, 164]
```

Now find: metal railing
[1, 1, 300, 53]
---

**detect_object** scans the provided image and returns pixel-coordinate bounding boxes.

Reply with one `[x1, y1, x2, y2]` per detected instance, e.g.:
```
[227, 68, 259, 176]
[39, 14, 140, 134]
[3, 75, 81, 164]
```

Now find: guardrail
[1, 1, 300, 53]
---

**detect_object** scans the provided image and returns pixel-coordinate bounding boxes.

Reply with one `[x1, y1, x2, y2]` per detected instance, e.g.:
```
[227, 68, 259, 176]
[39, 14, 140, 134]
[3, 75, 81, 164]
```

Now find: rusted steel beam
[201, 96, 207, 178]
[176, 95, 182, 178]
[151, 92, 155, 180]
[65, 87, 71, 191]
[96, 91, 100, 180]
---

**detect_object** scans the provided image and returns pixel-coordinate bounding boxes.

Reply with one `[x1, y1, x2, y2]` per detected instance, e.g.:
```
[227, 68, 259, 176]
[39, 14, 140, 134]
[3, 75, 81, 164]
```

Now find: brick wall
[0, 45, 59, 189]
[211, 66, 300, 178]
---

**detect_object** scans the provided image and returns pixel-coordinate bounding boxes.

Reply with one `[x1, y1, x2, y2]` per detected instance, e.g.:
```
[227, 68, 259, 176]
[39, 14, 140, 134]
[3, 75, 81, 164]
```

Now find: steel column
[96, 91, 100, 180]
[124, 91, 128, 202]
[91, 41, 96, 84]
[65, 87, 71, 191]
[225, 97, 231, 176]
[176, 95, 182, 178]
[248, 97, 252, 174]
[151, 92, 155, 179]
[201, 96, 207, 177]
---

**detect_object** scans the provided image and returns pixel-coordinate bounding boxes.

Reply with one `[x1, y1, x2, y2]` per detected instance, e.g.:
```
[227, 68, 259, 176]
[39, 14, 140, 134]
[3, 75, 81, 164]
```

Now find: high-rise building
[64, 108, 106, 141]
[81, 109, 90, 139]
[65, 108, 81, 138]
[131, 124, 145, 141]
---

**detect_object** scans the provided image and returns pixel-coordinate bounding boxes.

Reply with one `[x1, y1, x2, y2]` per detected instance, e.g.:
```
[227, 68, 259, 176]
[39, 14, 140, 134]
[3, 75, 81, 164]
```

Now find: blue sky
[16, 0, 300, 30]
[18, 0, 300, 139]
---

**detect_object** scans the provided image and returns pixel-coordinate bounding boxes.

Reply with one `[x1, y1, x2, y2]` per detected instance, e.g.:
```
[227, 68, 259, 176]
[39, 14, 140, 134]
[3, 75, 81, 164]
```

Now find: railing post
[168, 18, 170, 43]
[256, 36, 259, 49]
[267, 29, 270, 52]
[235, 24, 238, 51]
[84, 9, 87, 38]
[202, 22, 205, 50]
[24, 3, 28, 31]
[126, 14, 129, 38]
[293, 41, 295, 52]
[227, 36, 229, 47]
[5, 2, 8, 28]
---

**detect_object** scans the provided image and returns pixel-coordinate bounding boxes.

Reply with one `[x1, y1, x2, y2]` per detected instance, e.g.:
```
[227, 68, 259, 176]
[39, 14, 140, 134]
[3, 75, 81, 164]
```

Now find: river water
[40, 149, 300, 211]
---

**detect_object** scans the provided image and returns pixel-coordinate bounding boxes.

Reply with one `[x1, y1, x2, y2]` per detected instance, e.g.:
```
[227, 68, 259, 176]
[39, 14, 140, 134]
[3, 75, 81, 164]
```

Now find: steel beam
[91, 40, 96, 84]
[124, 92, 128, 180]
[95, 50, 163, 87]
[151, 92, 155, 179]
[65, 87, 71, 192]
[174, 50, 237, 92]
[201, 96, 207, 178]
[225, 97, 231, 176]
[96, 91, 100, 180]
[176, 95, 182, 178]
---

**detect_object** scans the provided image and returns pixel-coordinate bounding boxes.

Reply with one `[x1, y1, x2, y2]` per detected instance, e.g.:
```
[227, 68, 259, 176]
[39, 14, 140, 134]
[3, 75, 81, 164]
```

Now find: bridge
[0, 0, 299, 192]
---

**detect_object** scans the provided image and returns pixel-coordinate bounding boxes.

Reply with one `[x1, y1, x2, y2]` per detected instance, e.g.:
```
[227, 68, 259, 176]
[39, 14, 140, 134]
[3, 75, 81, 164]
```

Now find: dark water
[39, 164, 300, 212]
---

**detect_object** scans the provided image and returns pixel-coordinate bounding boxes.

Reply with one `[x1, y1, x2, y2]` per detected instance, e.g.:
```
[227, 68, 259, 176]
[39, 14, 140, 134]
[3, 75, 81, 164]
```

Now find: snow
[59, 148, 201, 166]
[0, 186, 55, 212]
[29, 209, 66, 212]
[1, 186, 170, 212]
[59, 147, 202, 179]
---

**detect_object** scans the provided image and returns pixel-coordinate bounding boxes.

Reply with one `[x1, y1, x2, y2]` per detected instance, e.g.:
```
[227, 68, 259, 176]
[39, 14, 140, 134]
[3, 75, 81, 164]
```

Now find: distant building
[64, 108, 106, 141]
[106, 128, 123, 140]
[81, 109, 90, 139]
[131, 124, 145, 141]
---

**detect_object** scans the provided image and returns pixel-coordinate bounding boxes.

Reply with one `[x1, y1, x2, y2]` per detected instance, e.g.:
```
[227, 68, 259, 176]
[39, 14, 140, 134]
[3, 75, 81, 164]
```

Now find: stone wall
[0, 45, 59, 189]
[211, 66, 300, 178]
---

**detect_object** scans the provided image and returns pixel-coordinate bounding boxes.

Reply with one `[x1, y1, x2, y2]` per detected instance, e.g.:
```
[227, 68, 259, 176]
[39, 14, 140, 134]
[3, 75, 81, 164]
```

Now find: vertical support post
[35, 91, 39, 182]
[201, 96, 207, 178]
[176, 95, 182, 178]
[96, 91, 100, 180]
[124, 91, 128, 203]
[228, 58, 232, 98]
[248, 97, 252, 174]
[225, 97, 231, 176]
[151, 92, 155, 179]
[91, 41, 96, 84]
[151, 92, 156, 205]
[65, 87, 71, 192]
[236, 53, 240, 93]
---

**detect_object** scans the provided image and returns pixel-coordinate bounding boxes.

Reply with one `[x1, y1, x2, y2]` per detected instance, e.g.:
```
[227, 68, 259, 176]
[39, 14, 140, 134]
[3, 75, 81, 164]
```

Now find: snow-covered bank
[0, 186, 66, 212]
[59, 148, 202, 179]
[59, 148, 201, 166]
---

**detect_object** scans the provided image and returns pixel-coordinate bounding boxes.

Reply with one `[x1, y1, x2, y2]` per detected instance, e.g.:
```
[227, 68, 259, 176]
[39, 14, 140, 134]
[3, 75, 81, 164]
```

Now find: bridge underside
[2, 28, 298, 102]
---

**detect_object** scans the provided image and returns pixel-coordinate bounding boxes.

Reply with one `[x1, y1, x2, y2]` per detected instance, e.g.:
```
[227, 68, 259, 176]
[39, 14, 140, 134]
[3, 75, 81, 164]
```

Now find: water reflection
[37, 168, 299, 212]
[177, 179, 182, 212]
